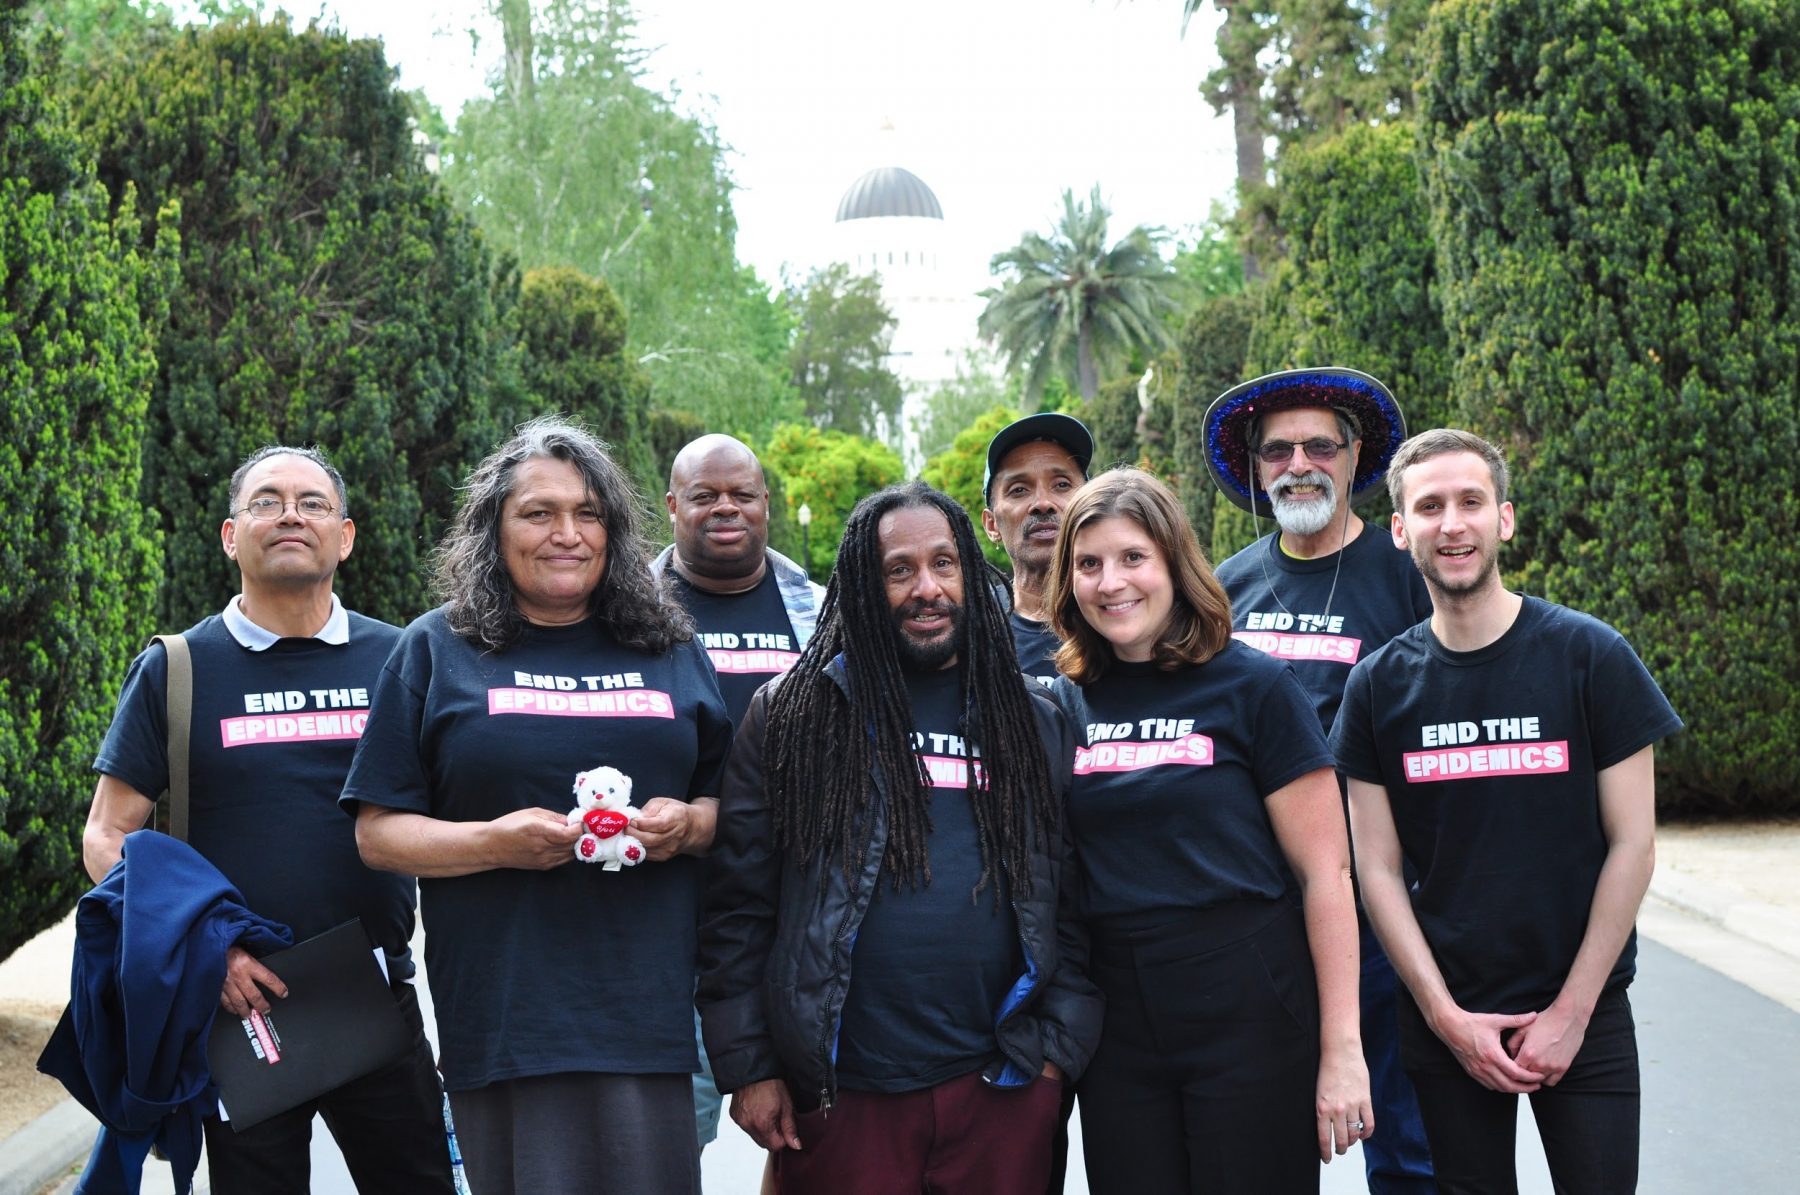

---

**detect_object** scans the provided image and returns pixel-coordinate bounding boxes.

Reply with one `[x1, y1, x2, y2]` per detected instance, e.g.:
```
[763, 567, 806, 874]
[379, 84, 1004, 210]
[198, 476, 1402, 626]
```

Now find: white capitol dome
[835, 165, 945, 223]
[819, 151, 990, 465]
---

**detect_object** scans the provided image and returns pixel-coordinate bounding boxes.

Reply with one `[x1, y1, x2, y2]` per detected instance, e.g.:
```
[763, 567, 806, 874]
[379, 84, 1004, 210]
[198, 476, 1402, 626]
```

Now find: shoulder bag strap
[152, 633, 194, 842]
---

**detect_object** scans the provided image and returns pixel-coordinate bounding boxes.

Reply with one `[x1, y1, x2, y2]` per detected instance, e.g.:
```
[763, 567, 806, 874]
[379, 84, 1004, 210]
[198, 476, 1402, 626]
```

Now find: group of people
[79, 365, 1680, 1195]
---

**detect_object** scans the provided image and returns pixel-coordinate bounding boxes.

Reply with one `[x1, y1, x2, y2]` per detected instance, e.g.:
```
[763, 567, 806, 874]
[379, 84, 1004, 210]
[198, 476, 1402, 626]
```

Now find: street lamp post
[797, 502, 813, 579]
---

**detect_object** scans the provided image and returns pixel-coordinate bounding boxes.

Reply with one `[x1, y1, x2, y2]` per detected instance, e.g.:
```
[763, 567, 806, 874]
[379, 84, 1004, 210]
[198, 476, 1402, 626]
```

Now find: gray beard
[1269, 470, 1339, 536]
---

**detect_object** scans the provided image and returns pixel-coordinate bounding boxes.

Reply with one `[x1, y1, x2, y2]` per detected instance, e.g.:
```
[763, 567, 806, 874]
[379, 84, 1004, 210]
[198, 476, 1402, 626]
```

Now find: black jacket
[697, 659, 1102, 1109]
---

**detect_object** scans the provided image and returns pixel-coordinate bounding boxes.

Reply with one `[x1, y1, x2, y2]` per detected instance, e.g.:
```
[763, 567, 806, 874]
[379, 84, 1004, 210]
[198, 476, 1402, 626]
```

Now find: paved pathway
[6, 821, 1797, 1194]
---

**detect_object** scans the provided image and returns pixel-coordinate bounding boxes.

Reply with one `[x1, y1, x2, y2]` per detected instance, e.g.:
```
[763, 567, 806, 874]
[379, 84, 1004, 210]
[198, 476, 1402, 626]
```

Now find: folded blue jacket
[38, 830, 291, 1195]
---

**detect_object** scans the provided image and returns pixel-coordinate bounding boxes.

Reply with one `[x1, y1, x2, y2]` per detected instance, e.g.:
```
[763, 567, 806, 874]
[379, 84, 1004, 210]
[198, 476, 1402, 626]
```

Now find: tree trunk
[1214, 0, 1268, 282]
[1077, 321, 1099, 400]
[498, 0, 534, 107]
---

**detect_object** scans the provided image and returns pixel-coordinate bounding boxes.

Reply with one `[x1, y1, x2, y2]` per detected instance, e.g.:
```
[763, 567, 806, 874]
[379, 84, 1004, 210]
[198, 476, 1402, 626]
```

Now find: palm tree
[979, 185, 1180, 401]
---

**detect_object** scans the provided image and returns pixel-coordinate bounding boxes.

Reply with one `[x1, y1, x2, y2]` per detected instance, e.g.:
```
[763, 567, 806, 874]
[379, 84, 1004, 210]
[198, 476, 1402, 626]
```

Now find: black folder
[206, 919, 412, 1130]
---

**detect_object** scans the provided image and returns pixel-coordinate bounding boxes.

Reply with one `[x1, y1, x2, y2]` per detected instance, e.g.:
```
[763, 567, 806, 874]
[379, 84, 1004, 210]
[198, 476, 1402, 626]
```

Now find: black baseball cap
[983, 413, 1095, 503]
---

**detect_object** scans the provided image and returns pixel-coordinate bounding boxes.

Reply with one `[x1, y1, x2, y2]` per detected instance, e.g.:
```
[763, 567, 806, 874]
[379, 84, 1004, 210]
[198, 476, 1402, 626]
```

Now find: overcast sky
[265, 1, 1238, 286]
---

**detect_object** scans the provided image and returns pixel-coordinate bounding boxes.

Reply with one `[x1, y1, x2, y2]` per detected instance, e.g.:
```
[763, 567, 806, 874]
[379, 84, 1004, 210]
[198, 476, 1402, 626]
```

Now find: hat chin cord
[1248, 443, 1350, 628]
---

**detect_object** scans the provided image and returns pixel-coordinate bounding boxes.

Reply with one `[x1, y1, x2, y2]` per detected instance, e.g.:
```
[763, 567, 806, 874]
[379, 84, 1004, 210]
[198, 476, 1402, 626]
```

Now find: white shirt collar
[222, 593, 350, 651]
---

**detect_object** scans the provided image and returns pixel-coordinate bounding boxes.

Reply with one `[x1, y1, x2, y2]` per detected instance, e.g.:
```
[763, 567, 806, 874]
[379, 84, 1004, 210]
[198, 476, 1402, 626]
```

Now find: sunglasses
[1255, 438, 1347, 465]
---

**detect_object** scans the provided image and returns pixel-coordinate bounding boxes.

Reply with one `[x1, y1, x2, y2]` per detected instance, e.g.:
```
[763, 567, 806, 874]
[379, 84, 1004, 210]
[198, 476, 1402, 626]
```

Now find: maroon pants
[773, 1068, 1063, 1195]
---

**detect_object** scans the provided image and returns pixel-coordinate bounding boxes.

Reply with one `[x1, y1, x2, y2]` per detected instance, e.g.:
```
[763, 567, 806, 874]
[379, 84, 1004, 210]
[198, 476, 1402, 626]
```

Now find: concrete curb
[1647, 867, 1800, 962]
[1, 868, 1786, 1195]
[0, 1099, 92, 1195]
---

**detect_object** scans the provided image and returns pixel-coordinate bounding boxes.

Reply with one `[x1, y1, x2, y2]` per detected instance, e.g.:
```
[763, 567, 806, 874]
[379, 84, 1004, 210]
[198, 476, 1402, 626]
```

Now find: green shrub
[0, 2, 173, 959]
[517, 266, 657, 489]
[921, 406, 1023, 570]
[1249, 119, 1454, 501]
[68, 16, 502, 629]
[1174, 292, 1258, 558]
[761, 424, 904, 579]
[1420, 0, 1800, 810]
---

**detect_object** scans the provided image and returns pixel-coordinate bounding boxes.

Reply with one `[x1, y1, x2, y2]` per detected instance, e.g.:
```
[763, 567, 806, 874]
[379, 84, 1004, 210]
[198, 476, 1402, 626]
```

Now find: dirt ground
[0, 1002, 68, 1141]
[1654, 817, 1800, 911]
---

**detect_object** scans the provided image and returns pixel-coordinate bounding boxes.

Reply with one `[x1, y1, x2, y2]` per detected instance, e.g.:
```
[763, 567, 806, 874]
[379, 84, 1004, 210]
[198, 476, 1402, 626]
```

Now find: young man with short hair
[1332, 428, 1682, 1193]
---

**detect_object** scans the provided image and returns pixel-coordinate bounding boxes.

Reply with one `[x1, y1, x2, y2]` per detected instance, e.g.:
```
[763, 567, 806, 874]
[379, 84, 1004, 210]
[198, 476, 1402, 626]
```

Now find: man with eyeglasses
[1203, 369, 1437, 1194]
[82, 446, 454, 1193]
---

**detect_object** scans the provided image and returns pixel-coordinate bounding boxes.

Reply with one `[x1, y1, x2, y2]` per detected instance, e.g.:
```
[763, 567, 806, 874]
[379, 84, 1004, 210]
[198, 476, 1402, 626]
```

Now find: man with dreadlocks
[698, 481, 1101, 1195]
[1204, 368, 1436, 1194]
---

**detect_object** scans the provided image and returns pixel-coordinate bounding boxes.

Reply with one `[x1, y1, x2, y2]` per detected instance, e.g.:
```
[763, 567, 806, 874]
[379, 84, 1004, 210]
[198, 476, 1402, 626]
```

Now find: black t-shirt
[339, 608, 732, 1090]
[93, 612, 417, 972]
[1331, 596, 1683, 1014]
[835, 665, 1022, 1094]
[665, 568, 801, 725]
[1215, 523, 1432, 735]
[1051, 642, 1333, 922]
[1010, 611, 1062, 687]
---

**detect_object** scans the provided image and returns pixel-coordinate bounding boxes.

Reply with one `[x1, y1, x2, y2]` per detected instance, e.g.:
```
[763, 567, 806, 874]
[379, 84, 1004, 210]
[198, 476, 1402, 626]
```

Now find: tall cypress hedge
[1220, 119, 1458, 558]
[66, 16, 501, 629]
[516, 266, 657, 490]
[1420, 0, 1800, 809]
[0, 3, 173, 959]
[1174, 292, 1257, 561]
[1249, 121, 1453, 452]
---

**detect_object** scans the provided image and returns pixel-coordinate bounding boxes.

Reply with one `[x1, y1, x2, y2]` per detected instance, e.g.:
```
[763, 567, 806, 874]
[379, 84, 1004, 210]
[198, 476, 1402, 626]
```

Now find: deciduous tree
[784, 263, 905, 443]
[914, 349, 1010, 463]
[760, 423, 903, 579]
[445, 1, 796, 441]
[921, 406, 1021, 570]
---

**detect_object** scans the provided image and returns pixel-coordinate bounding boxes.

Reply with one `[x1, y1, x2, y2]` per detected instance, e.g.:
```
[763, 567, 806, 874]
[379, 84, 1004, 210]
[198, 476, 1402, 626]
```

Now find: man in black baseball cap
[981, 413, 1095, 686]
[982, 410, 1095, 1191]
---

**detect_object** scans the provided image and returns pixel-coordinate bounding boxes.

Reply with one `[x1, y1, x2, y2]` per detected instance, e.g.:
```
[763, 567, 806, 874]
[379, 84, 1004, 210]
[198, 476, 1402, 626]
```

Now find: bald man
[651, 434, 825, 1152]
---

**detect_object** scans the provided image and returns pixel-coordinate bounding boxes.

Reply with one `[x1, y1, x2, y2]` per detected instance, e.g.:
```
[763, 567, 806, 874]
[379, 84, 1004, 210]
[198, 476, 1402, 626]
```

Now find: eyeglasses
[236, 496, 339, 521]
[1255, 437, 1347, 465]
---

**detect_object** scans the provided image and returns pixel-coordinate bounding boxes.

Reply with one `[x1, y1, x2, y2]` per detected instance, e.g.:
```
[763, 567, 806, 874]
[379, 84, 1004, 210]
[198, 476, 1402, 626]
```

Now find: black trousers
[1402, 986, 1640, 1195]
[202, 983, 454, 1195]
[1078, 898, 1321, 1194]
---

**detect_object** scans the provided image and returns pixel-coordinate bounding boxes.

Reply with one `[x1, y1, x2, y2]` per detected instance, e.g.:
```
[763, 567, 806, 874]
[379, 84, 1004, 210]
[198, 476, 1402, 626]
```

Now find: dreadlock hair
[763, 481, 1058, 901]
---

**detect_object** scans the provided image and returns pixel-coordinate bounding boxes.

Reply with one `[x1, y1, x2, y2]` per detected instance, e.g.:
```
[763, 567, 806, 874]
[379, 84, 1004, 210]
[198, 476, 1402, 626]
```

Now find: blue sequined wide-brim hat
[1203, 367, 1407, 516]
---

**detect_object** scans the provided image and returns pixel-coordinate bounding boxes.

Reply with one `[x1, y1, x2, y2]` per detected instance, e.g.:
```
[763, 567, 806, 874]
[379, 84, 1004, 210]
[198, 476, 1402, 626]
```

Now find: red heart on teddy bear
[582, 808, 631, 839]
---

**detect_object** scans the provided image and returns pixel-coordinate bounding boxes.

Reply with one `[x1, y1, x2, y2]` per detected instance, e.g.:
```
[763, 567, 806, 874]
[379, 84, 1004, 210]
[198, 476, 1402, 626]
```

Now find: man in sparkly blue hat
[1205, 367, 1437, 1194]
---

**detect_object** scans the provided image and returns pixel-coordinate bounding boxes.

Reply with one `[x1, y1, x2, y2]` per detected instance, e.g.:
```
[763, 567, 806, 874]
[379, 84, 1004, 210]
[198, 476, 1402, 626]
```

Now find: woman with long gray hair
[343, 416, 731, 1194]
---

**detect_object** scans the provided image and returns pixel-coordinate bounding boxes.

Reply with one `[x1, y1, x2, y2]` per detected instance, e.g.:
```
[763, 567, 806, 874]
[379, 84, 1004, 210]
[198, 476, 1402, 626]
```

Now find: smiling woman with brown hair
[1046, 467, 1370, 1194]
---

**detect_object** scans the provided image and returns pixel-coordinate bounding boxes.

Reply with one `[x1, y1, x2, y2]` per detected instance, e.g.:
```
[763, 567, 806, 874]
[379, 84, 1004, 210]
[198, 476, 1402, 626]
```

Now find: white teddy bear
[567, 765, 646, 870]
